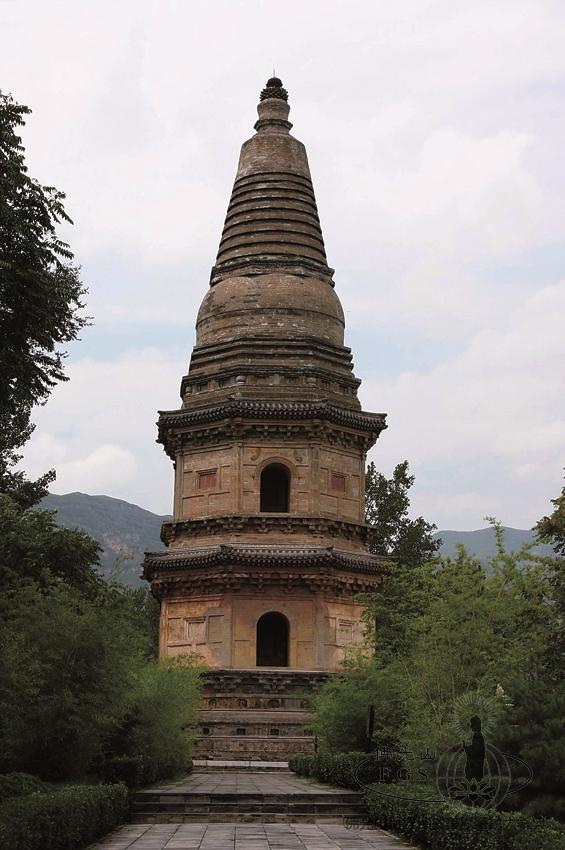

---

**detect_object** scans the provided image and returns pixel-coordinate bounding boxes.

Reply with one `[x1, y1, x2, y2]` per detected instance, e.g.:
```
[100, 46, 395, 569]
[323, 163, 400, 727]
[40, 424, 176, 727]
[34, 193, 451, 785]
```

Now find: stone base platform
[194, 668, 329, 761]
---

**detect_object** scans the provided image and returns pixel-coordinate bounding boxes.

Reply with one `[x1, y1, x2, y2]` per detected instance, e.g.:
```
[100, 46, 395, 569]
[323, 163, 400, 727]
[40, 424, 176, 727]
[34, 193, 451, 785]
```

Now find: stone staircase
[130, 770, 367, 825]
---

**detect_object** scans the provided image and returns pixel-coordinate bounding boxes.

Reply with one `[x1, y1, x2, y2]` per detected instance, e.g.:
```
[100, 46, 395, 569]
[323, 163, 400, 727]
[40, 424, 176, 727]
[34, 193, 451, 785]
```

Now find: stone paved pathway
[89, 771, 415, 850]
[144, 771, 356, 796]
[90, 822, 412, 849]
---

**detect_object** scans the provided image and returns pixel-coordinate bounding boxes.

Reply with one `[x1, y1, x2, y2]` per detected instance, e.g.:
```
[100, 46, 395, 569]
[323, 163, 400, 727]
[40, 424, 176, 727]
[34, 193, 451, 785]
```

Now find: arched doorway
[256, 611, 289, 667]
[260, 463, 290, 512]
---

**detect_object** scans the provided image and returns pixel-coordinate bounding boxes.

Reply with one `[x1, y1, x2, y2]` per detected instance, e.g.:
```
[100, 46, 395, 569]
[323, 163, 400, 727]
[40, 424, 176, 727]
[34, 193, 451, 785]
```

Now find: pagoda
[143, 77, 388, 760]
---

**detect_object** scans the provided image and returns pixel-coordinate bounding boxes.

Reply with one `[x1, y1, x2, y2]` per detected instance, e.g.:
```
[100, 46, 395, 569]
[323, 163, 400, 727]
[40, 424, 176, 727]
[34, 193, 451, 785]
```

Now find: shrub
[0, 581, 149, 780]
[0, 782, 128, 850]
[365, 786, 565, 850]
[102, 756, 145, 788]
[289, 751, 403, 790]
[0, 772, 49, 802]
[103, 659, 202, 787]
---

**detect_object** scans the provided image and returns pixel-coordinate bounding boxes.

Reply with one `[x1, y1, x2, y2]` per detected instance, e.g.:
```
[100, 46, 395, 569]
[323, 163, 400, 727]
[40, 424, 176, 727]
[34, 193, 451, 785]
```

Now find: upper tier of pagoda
[210, 77, 334, 286]
[155, 76, 387, 454]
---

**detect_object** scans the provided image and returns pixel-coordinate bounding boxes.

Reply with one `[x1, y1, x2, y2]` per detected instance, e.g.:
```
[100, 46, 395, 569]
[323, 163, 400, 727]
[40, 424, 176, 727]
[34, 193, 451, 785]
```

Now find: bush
[103, 659, 202, 787]
[289, 751, 403, 790]
[0, 772, 49, 802]
[309, 664, 407, 753]
[365, 786, 565, 850]
[0, 782, 128, 850]
[102, 756, 145, 788]
[0, 581, 151, 780]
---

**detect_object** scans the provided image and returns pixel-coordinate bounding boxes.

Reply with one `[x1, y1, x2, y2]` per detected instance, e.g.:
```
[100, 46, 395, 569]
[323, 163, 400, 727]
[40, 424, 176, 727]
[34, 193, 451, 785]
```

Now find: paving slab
[142, 772, 358, 796]
[90, 822, 415, 850]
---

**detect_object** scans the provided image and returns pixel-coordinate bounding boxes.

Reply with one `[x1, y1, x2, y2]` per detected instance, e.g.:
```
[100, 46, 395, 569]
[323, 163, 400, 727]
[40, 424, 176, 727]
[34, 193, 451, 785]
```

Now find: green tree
[0, 89, 201, 790]
[0, 509, 196, 783]
[0, 493, 101, 592]
[365, 461, 440, 566]
[0, 581, 147, 779]
[0, 91, 89, 505]
[119, 659, 202, 784]
[314, 525, 557, 763]
[311, 662, 407, 753]
[536, 471, 565, 556]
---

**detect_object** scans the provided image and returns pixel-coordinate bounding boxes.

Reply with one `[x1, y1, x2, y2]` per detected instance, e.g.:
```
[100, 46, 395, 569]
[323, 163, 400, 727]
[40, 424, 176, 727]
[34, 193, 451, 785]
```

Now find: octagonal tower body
[143, 79, 387, 681]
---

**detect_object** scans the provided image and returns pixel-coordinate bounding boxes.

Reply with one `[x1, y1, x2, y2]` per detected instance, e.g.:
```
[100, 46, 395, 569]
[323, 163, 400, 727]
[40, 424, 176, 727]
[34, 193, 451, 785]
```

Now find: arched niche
[260, 462, 290, 512]
[256, 611, 289, 667]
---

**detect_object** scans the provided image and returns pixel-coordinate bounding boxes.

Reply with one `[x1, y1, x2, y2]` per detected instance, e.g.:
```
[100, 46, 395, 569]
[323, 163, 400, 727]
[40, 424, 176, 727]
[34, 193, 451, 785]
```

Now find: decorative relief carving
[337, 619, 355, 646]
[186, 617, 206, 644]
[157, 399, 386, 458]
[160, 513, 370, 546]
[198, 468, 218, 490]
[330, 472, 347, 493]
[150, 566, 385, 600]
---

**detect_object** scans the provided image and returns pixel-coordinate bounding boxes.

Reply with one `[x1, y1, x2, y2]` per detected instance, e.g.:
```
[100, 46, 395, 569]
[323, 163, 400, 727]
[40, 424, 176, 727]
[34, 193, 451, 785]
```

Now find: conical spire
[210, 77, 334, 286]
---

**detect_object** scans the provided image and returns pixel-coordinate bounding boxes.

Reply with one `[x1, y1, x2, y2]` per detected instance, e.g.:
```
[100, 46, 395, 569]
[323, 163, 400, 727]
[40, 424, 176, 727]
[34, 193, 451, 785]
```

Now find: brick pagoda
[143, 77, 388, 760]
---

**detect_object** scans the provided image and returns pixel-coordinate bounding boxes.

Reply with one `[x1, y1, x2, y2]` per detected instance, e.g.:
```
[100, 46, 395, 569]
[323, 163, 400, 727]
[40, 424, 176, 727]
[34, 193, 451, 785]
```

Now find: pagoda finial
[260, 76, 288, 103]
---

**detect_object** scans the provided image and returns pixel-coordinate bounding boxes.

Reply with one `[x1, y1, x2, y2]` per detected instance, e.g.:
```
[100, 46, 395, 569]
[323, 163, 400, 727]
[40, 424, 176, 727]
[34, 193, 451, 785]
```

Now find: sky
[2, 0, 565, 530]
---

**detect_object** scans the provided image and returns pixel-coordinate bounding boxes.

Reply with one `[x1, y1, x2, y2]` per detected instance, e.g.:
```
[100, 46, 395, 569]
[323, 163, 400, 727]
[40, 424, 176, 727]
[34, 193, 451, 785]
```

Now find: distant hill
[434, 526, 554, 561]
[40, 492, 168, 587]
[38, 492, 556, 588]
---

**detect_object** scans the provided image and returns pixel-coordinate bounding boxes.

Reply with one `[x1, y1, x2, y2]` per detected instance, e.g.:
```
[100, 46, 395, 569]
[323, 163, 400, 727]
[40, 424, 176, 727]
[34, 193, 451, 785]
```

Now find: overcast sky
[2, 0, 565, 530]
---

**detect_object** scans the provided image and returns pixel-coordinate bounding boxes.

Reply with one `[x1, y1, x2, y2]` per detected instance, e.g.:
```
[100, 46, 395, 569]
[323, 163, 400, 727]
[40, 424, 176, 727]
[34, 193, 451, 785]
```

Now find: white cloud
[24, 431, 138, 497]
[22, 350, 185, 513]
[363, 280, 565, 528]
[3, 0, 565, 529]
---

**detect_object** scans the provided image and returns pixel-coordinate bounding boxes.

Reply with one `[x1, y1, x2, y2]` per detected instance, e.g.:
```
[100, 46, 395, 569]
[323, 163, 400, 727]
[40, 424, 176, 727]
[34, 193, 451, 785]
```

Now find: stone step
[133, 804, 363, 816]
[134, 792, 363, 806]
[130, 812, 353, 824]
[131, 787, 366, 824]
[193, 759, 290, 771]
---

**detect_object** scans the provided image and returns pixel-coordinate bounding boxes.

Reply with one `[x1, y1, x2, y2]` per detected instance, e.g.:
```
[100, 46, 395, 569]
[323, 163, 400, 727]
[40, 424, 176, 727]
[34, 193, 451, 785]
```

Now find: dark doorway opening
[256, 611, 289, 667]
[260, 463, 290, 512]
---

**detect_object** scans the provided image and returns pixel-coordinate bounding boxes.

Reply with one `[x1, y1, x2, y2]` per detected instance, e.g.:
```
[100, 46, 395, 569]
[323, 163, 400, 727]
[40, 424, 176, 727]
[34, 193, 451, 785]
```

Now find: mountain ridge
[38, 492, 555, 587]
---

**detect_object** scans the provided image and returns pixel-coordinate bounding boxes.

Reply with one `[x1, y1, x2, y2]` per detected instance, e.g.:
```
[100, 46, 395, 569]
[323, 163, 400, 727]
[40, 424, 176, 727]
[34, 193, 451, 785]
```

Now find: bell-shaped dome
[196, 273, 345, 348]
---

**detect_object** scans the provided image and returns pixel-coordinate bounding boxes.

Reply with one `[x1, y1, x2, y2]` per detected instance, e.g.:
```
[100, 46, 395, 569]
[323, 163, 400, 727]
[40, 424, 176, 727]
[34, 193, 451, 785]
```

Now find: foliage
[0, 773, 49, 803]
[0, 783, 128, 850]
[0, 91, 89, 504]
[0, 494, 101, 591]
[40, 492, 167, 587]
[536, 472, 565, 556]
[310, 662, 406, 753]
[0, 90, 199, 823]
[365, 786, 565, 850]
[288, 751, 403, 790]
[365, 460, 440, 565]
[0, 580, 147, 780]
[312, 521, 565, 817]
[494, 550, 565, 818]
[0, 491, 200, 786]
[104, 659, 202, 786]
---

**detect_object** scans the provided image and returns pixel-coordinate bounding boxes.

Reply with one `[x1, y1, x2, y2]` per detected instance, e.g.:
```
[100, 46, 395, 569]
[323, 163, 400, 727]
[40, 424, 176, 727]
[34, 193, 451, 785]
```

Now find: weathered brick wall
[160, 589, 368, 672]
